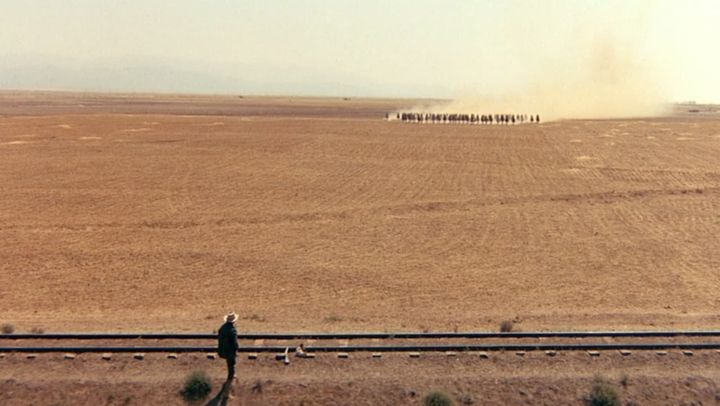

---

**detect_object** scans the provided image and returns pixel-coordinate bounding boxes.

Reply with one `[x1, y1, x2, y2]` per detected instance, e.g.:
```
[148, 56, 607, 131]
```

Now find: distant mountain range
[0, 55, 450, 98]
[0, 64, 249, 94]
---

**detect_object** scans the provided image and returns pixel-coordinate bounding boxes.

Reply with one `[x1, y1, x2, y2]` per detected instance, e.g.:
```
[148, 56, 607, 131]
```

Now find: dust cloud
[433, 44, 668, 121]
[415, 4, 671, 121]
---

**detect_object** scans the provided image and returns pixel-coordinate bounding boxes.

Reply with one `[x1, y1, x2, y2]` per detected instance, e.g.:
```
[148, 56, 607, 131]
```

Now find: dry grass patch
[588, 376, 620, 406]
[181, 371, 212, 402]
[424, 390, 454, 406]
[499, 320, 514, 332]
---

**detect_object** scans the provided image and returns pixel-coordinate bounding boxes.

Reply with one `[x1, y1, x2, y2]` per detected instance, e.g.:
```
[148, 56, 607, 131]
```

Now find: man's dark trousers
[226, 354, 236, 381]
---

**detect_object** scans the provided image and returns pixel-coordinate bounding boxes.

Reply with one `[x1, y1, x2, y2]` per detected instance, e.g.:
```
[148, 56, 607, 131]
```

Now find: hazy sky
[1, 0, 719, 102]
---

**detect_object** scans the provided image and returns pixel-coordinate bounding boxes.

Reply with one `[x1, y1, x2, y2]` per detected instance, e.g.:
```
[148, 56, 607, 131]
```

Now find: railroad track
[3, 330, 720, 354]
[4, 330, 720, 339]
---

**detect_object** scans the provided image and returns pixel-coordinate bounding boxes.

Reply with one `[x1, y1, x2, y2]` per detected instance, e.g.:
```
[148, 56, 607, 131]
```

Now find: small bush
[424, 390, 454, 406]
[251, 380, 263, 393]
[499, 320, 514, 332]
[245, 314, 265, 322]
[589, 377, 620, 406]
[1, 324, 14, 334]
[181, 371, 212, 402]
[30, 327, 45, 334]
[458, 394, 474, 405]
[323, 315, 343, 323]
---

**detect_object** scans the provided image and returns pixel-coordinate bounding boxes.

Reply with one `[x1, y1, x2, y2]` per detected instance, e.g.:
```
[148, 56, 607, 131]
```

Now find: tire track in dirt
[2, 187, 716, 232]
[605, 192, 720, 305]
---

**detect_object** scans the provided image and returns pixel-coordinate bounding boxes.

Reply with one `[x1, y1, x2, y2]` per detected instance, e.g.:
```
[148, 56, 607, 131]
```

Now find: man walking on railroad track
[218, 312, 239, 381]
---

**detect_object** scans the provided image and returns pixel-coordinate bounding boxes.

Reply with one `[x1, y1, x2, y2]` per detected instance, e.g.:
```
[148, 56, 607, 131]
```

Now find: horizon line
[0, 88, 716, 106]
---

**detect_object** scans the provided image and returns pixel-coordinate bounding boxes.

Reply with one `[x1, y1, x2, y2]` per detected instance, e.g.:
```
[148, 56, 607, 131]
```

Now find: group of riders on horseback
[389, 112, 540, 125]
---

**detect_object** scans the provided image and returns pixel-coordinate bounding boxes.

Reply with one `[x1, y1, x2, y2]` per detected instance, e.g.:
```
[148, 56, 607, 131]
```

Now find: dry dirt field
[2, 92, 720, 405]
[0, 92, 719, 334]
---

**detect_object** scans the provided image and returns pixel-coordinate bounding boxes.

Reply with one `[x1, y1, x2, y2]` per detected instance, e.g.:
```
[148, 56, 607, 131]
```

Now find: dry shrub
[181, 371, 212, 402]
[589, 377, 620, 406]
[499, 320, 514, 332]
[1, 324, 14, 334]
[423, 390, 454, 406]
[323, 315, 343, 323]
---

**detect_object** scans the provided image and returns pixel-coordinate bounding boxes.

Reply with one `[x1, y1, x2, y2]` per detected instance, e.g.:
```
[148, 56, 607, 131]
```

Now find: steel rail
[3, 330, 720, 340]
[2, 342, 720, 353]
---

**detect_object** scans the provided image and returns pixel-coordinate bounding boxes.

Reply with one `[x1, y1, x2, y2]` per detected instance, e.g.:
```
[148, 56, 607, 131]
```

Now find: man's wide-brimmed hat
[224, 312, 237, 322]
